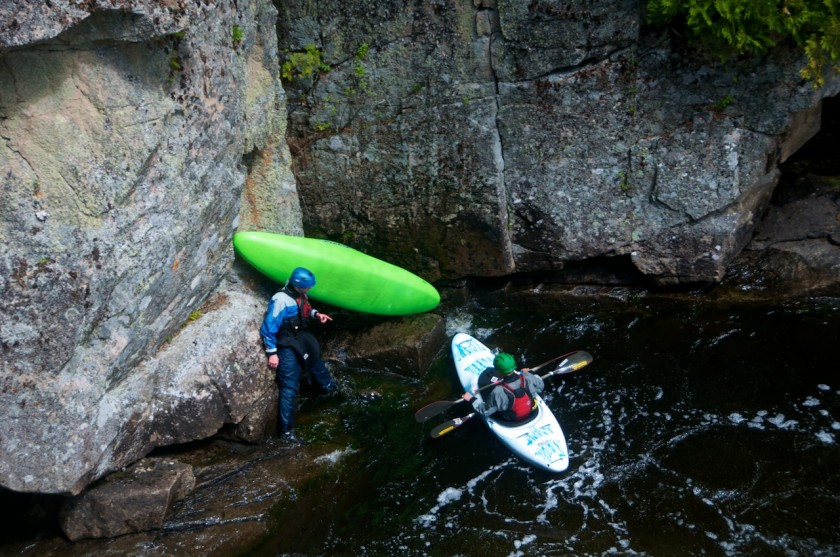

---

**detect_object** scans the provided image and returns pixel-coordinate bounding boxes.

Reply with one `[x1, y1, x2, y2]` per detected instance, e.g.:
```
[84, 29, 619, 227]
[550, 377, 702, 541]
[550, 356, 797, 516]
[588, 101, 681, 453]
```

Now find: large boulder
[1, 280, 273, 495]
[0, 0, 293, 494]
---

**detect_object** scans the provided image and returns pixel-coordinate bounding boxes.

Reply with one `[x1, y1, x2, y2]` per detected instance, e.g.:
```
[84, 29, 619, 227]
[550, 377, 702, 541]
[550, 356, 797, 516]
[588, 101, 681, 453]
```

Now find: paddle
[416, 350, 593, 423]
[430, 412, 476, 438]
[427, 350, 593, 439]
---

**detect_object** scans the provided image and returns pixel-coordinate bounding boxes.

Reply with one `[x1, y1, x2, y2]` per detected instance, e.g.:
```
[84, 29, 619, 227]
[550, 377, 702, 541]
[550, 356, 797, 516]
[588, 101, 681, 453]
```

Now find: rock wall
[0, 1, 291, 494]
[278, 0, 840, 284]
[1, 0, 838, 499]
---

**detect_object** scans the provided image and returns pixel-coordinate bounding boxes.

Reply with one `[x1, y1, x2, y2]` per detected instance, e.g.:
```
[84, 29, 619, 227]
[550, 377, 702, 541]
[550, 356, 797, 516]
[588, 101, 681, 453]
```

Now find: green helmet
[493, 352, 516, 374]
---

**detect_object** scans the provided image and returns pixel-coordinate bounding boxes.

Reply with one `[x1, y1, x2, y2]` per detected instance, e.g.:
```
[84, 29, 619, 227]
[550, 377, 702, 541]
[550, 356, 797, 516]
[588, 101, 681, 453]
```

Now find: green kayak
[233, 231, 440, 316]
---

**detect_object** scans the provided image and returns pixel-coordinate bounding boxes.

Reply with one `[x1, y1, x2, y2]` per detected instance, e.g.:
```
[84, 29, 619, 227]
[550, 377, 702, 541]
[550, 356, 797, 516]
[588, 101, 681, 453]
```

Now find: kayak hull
[451, 333, 569, 472]
[233, 231, 439, 316]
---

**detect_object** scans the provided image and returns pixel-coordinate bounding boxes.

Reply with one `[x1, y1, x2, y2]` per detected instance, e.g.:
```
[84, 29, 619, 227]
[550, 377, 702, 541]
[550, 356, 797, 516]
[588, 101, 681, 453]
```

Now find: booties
[280, 429, 309, 446]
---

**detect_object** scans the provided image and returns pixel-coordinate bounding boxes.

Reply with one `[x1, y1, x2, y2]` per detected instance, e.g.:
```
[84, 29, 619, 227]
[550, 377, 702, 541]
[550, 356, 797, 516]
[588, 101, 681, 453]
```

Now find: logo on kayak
[463, 360, 490, 376]
[519, 425, 567, 463]
[455, 340, 494, 376]
[534, 440, 567, 464]
[455, 339, 484, 358]
[519, 424, 554, 446]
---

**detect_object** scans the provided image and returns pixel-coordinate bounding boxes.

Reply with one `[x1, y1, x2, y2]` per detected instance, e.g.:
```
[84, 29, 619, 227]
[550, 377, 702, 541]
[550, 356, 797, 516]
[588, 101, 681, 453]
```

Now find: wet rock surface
[0, 437, 355, 556]
[0, 307, 443, 553]
[325, 313, 447, 378]
[59, 458, 196, 541]
[722, 101, 840, 298]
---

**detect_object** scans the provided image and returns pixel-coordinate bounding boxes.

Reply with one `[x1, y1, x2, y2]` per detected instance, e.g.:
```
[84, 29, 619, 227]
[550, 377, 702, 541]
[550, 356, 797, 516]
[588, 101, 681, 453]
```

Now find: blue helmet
[289, 267, 316, 289]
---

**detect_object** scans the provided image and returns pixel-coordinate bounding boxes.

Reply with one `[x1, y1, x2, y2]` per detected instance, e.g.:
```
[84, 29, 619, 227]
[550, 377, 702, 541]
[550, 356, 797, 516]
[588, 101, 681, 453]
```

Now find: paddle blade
[430, 413, 476, 439]
[430, 423, 457, 438]
[414, 400, 458, 423]
[545, 350, 593, 378]
[568, 350, 593, 370]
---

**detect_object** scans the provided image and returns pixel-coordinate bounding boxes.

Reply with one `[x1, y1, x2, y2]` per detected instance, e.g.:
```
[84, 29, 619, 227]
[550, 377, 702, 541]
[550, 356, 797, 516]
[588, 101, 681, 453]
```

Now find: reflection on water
[258, 297, 840, 557]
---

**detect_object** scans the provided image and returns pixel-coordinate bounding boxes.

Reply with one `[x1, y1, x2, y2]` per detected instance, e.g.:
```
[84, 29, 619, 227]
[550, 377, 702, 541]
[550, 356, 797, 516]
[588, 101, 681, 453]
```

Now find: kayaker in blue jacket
[260, 267, 336, 444]
[462, 352, 544, 422]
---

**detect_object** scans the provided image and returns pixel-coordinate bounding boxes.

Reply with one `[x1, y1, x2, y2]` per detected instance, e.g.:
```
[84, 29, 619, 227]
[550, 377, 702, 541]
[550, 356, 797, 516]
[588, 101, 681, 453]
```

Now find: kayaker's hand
[462, 392, 474, 402]
[267, 354, 279, 369]
[317, 312, 333, 324]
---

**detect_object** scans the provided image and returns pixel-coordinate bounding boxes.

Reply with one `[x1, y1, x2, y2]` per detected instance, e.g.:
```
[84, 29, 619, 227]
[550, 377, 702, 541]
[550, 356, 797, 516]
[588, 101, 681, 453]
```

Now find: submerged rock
[59, 458, 195, 541]
[326, 313, 446, 378]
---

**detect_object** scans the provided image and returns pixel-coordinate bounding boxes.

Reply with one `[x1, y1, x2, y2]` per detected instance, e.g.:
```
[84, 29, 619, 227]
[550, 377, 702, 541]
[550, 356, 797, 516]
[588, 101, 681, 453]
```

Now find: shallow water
[252, 296, 840, 557]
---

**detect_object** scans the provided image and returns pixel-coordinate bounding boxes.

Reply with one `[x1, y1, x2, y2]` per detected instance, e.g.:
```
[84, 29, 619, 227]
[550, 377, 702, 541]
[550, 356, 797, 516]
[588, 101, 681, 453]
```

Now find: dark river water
[249, 295, 840, 557]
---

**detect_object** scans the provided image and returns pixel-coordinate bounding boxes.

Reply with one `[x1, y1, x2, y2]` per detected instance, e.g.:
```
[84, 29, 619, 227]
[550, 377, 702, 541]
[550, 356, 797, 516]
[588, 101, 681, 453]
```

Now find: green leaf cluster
[646, 0, 840, 86]
[351, 42, 373, 94]
[282, 44, 330, 82]
[232, 25, 244, 44]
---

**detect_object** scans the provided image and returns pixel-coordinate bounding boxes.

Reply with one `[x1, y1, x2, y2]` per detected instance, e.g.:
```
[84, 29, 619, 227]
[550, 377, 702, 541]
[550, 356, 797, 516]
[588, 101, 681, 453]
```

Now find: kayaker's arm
[522, 370, 545, 395]
[462, 391, 499, 416]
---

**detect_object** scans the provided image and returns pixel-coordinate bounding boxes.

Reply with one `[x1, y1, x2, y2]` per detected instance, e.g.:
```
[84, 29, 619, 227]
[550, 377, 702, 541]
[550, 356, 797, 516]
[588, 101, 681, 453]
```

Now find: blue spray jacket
[259, 288, 320, 355]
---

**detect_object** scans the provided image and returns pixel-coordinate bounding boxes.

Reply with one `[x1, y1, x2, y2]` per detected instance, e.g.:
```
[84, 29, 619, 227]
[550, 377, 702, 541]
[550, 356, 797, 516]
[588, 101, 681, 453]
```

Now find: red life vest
[500, 375, 533, 421]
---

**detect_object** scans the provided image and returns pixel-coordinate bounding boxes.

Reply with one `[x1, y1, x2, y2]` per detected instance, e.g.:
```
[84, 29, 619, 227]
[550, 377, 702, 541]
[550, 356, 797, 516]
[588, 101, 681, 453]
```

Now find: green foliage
[801, 14, 840, 85]
[646, 0, 840, 87]
[232, 25, 244, 44]
[712, 92, 735, 109]
[352, 43, 373, 94]
[168, 54, 182, 84]
[618, 170, 631, 192]
[295, 42, 377, 134]
[310, 94, 340, 132]
[282, 44, 330, 82]
[356, 42, 369, 60]
[168, 31, 186, 83]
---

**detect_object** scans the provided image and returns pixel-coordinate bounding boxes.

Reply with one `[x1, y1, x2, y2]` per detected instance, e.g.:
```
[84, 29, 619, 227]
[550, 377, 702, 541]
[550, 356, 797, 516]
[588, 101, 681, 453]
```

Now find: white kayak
[451, 333, 570, 473]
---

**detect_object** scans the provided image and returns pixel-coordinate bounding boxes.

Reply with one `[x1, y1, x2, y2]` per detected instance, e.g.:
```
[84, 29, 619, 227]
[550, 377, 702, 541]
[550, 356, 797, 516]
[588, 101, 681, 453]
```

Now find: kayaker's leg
[309, 358, 337, 394]
[276, 347, 302, 434]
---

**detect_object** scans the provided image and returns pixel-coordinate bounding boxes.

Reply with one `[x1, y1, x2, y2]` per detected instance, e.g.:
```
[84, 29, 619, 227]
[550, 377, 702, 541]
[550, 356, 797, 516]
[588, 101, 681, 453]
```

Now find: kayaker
[260, 267, 337, 444]
[461, 352, 544, 421]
